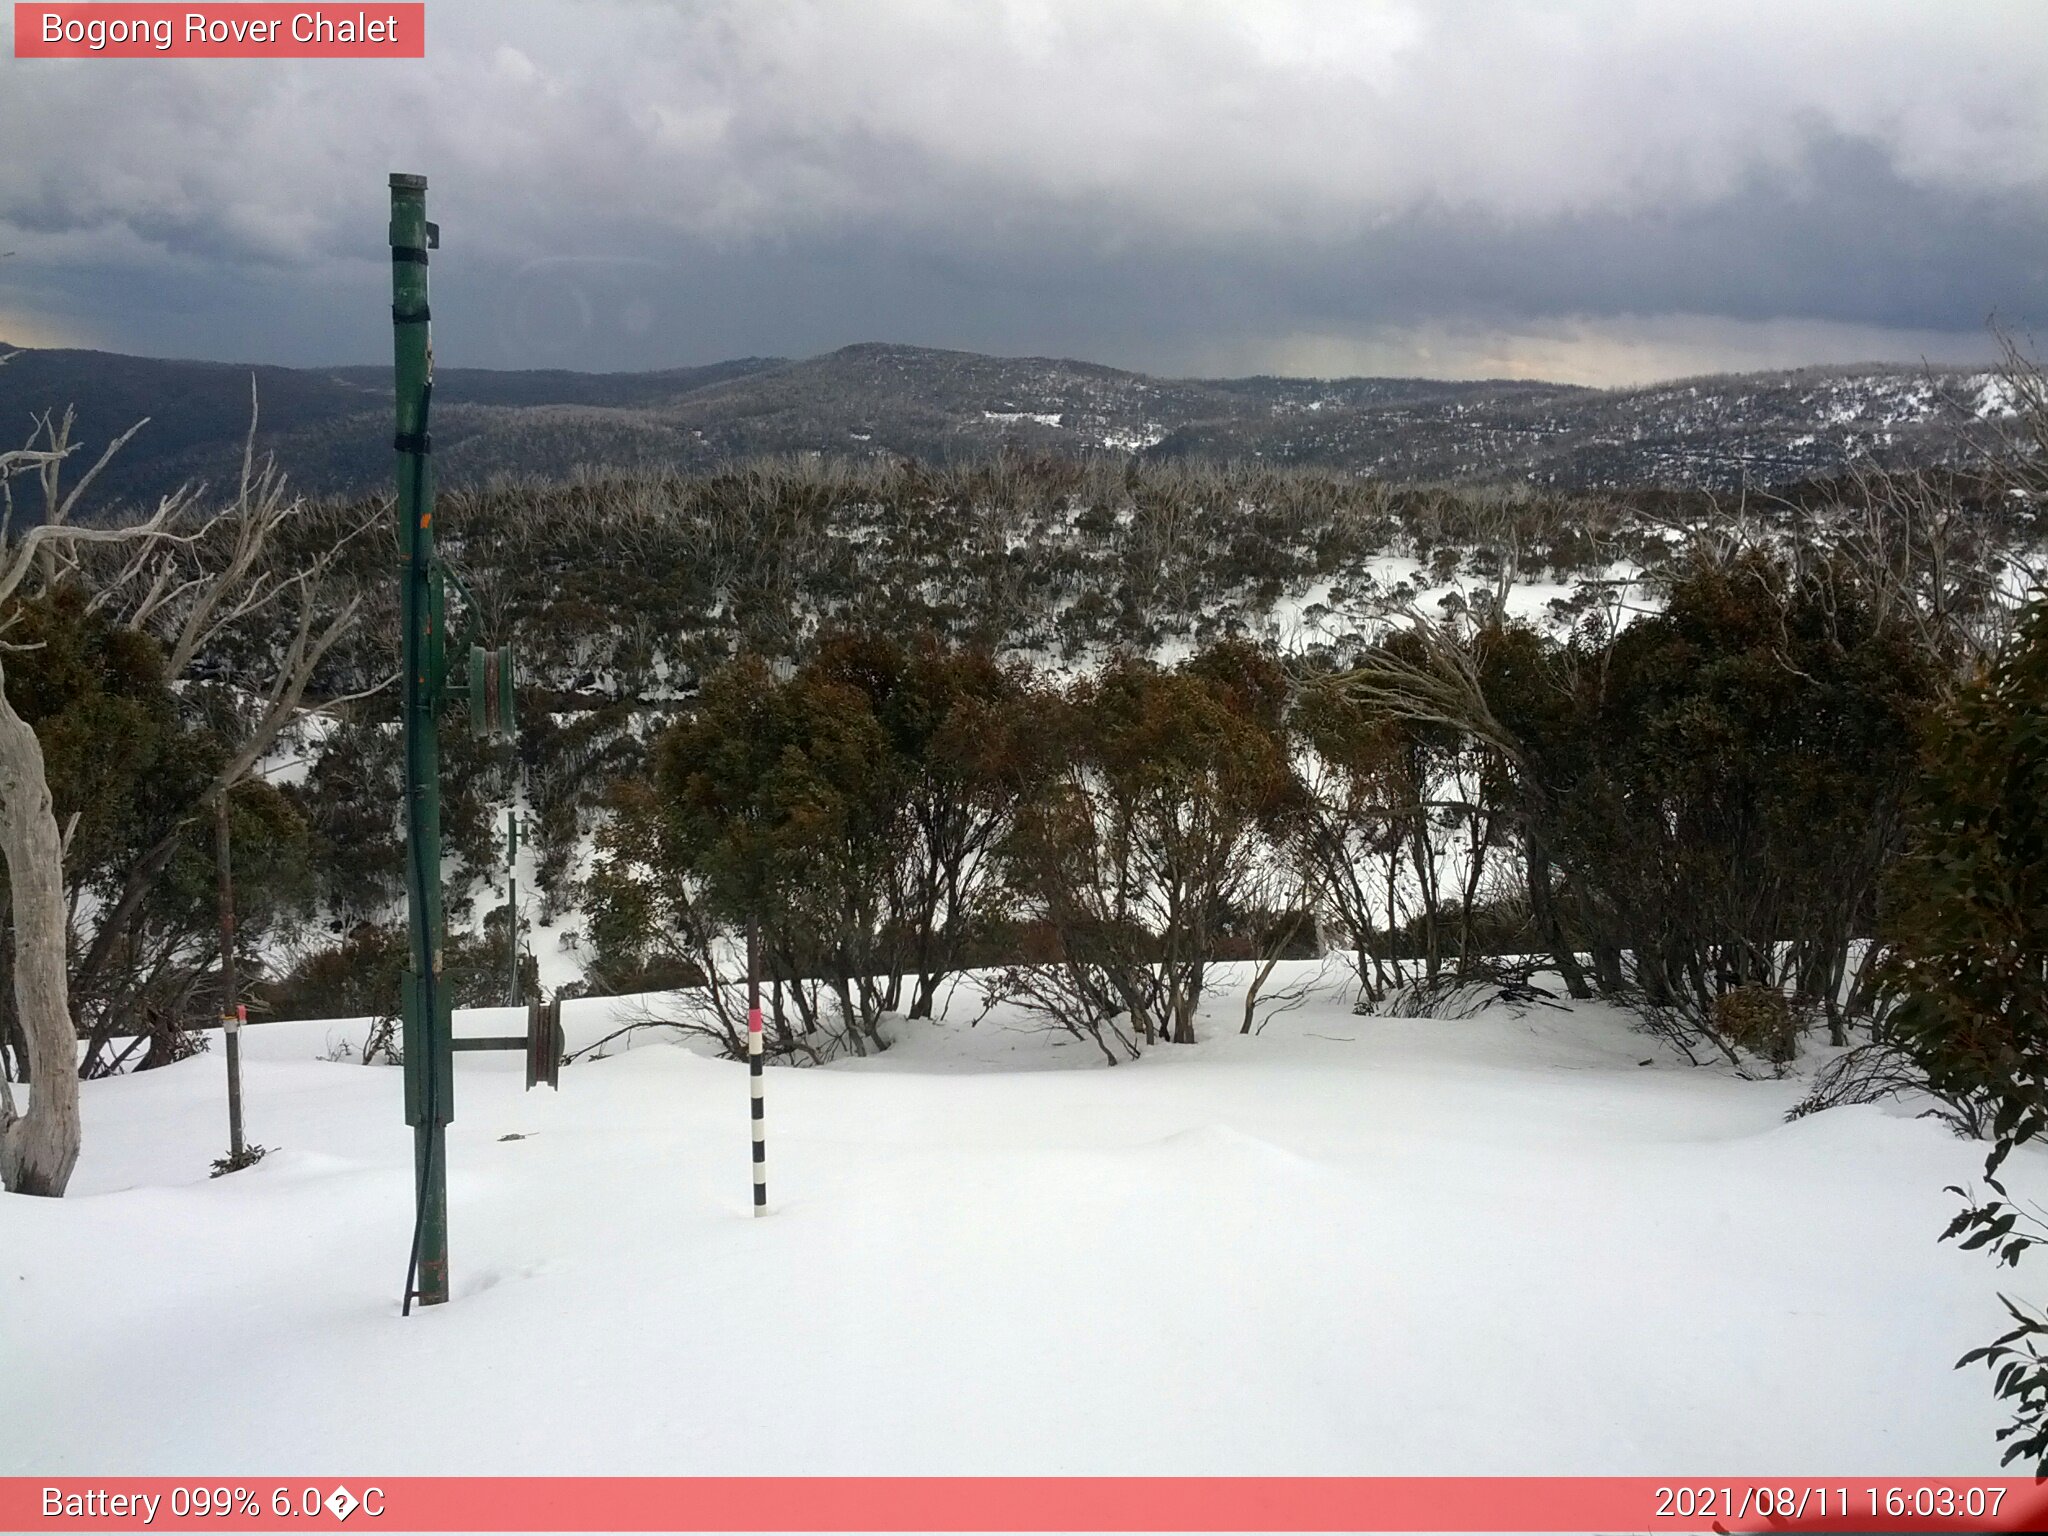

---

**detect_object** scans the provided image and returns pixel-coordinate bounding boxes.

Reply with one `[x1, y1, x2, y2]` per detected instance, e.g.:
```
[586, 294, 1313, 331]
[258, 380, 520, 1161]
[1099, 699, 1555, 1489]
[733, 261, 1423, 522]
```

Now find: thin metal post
[748, 921, 766, 1215]
[214, 794, 244, 1162]
[506, 810, 521, 1006]
[392, 171, 450, 1311]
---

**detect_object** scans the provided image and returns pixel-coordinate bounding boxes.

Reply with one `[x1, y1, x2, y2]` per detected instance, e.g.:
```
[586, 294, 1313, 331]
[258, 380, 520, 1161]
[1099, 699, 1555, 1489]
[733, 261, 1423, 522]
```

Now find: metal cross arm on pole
[445, 999, 563, 1092]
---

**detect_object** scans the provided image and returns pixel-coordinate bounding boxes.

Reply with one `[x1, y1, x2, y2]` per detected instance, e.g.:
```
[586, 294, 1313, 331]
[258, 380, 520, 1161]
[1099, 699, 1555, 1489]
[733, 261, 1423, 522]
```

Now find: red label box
[13, 4, 425, 58]
[5, 1477, 2048, 1533]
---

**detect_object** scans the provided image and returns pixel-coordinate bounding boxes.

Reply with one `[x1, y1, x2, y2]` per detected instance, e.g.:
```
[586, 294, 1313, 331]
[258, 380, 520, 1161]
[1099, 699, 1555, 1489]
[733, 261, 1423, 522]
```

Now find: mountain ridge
[0, 338, 2005, 513]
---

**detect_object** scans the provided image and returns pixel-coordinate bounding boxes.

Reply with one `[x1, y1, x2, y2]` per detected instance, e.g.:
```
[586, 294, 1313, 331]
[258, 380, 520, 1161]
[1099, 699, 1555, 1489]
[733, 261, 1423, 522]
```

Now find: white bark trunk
[0, 672, 80, 1196]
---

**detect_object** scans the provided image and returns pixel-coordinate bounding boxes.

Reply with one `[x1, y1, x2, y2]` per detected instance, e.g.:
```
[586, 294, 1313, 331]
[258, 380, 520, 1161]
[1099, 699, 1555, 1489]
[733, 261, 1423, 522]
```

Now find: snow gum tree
[1298, 620, 1569, 1005]
[1289, 671, 1410, 1005]
[1002, 643, 1295, 1047]
[593, 633, 1025, 1058]
[808, 632, 1025, 1018]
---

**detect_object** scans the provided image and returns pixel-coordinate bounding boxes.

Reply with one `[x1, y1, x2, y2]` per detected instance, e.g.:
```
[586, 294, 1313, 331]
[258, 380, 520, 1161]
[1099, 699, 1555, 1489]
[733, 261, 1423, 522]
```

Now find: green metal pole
[391, 172, 451, 1311]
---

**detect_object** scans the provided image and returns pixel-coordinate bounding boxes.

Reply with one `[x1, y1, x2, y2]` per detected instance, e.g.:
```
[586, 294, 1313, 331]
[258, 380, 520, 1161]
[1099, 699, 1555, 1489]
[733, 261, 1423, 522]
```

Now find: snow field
[0, 965, 2030, 1476]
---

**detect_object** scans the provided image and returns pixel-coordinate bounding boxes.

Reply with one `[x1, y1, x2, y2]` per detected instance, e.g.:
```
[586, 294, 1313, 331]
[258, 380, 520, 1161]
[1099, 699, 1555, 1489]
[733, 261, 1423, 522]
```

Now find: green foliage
[1531, 555, 1935, 1042]
[519, 699, 649, 919]
[289, 725, 404, 923]
[999, 647, 1294, 1047]
[0, 591, 315, 1056]
[1946, 1182, 2048, 1471]
[1891, 599, 2048, 1166]
[589, 633, 1026, 1051]
[1888, 598, 2048, 1472]
[262, 926, 409, 1022]
[193, 777, 316, 953]
[2, 586, 182, 881]
[261, 922, 521, 1023]
[657, 653, 899, 928]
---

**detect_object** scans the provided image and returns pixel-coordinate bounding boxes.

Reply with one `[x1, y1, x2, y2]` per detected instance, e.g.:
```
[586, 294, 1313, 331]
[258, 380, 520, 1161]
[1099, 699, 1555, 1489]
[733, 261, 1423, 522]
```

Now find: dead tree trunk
[0, 684, 81, 1195]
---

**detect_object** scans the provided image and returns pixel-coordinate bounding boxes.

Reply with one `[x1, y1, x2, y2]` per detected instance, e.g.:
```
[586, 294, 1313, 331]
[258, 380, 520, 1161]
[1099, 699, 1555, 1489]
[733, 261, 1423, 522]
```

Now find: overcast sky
[2, 0, 2045, 385]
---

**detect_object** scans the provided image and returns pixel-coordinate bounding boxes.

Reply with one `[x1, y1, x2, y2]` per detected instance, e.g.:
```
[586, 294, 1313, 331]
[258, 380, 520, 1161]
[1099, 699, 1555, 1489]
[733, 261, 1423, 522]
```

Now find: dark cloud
[3, 1, 2044, 383]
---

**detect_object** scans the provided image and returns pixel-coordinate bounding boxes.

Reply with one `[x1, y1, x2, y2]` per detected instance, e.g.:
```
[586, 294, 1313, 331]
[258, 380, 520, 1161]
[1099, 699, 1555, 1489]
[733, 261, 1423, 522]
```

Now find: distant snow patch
[1099, 423, 1167, 452]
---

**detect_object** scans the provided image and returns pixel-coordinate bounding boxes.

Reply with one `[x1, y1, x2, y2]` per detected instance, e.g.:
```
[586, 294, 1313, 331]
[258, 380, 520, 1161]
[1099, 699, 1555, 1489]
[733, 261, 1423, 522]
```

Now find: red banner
[4, 1477, 2047, 1532]
[12, 5, 425, 58]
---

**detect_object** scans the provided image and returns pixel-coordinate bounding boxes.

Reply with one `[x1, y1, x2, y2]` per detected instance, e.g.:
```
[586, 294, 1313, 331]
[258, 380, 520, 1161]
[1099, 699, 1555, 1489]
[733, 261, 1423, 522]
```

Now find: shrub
[1712, 986, 1797, 1064]
[1890, 596, 2048, 1472]
[263, 923, 524, 1021]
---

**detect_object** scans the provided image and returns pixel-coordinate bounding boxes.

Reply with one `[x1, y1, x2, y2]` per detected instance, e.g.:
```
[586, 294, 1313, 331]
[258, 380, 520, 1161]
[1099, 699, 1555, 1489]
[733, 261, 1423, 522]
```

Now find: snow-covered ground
[1, 965, 2030, 1476]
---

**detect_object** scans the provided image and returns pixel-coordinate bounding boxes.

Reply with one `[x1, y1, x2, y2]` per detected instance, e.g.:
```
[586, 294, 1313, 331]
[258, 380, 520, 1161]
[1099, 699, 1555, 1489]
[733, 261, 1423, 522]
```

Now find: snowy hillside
[1, 964, 2027, 1475]
[0, 341, 2015, 512]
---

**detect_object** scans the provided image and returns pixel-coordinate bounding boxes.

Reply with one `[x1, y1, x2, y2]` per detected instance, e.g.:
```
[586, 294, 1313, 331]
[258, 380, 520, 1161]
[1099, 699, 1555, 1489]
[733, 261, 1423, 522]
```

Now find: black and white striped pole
[214, 794, 246, 1165]
[747, 921, 767, 1215]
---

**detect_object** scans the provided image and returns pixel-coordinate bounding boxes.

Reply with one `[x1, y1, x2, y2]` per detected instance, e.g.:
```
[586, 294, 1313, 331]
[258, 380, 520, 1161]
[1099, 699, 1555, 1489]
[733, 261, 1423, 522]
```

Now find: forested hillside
[0, 339, 2012, 513]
